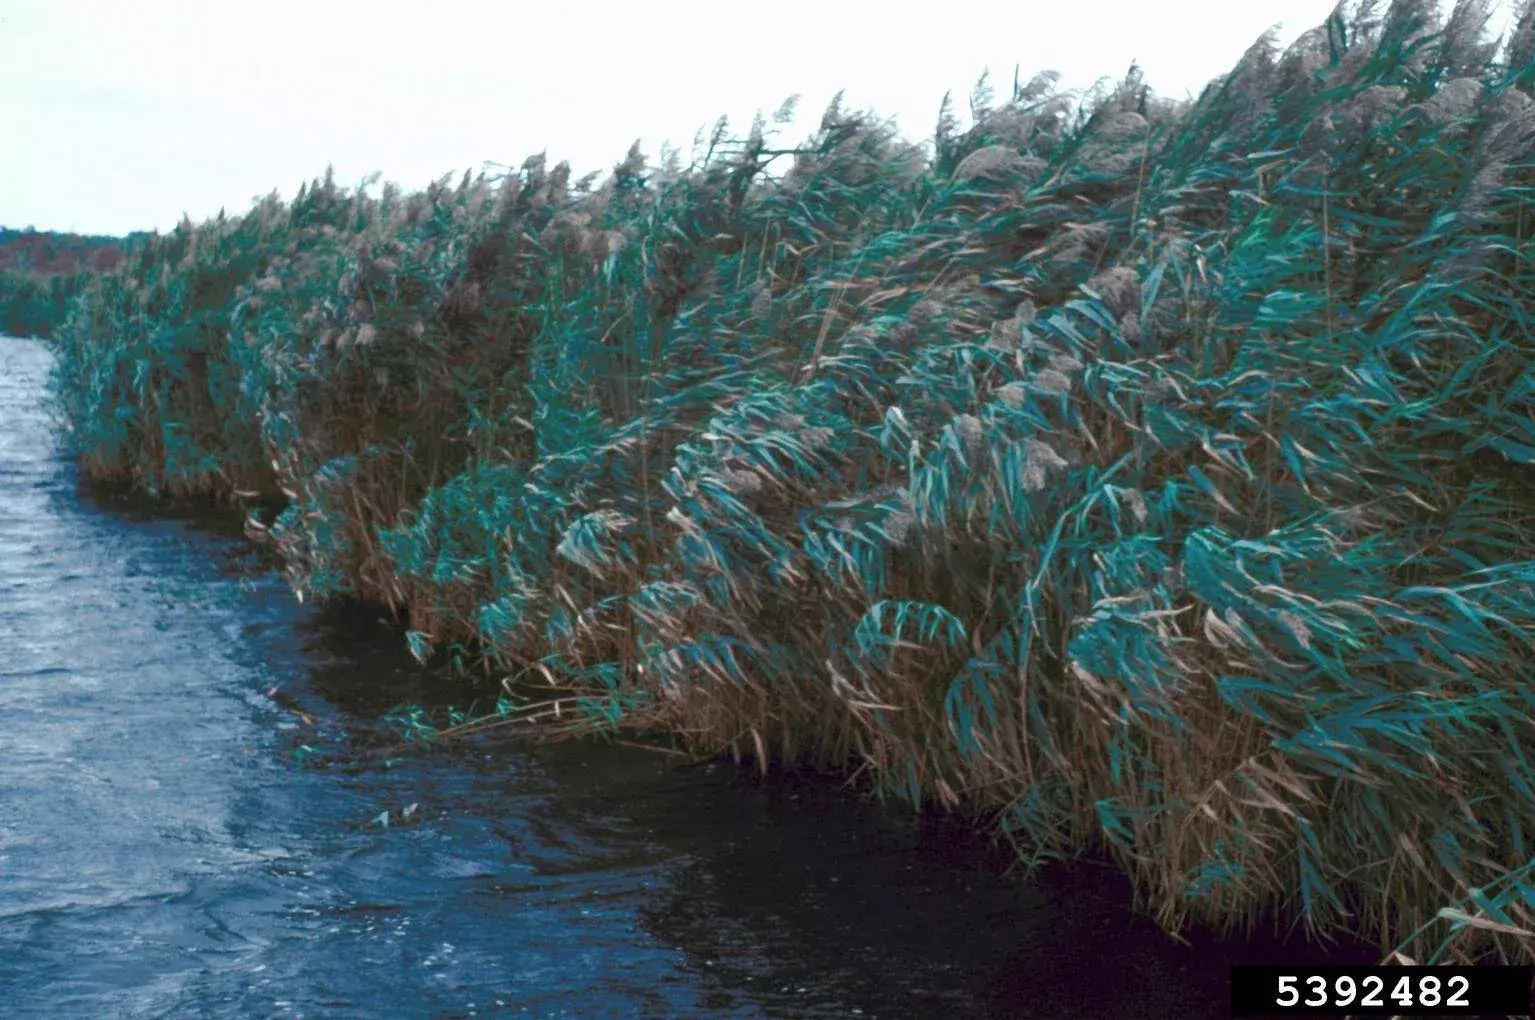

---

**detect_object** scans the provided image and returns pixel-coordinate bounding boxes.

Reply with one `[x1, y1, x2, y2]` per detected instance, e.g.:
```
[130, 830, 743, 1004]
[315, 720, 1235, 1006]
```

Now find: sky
[0, 0, 1522, 237]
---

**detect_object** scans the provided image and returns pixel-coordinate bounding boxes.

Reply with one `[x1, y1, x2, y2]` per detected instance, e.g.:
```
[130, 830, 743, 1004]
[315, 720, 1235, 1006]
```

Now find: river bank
[41, 3, 1535, 971]
[3, 332, 1399, 1018]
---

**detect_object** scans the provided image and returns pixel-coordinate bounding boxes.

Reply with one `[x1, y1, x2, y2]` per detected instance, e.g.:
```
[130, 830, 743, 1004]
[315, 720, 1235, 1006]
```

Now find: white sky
[0, 0, 1521, 236]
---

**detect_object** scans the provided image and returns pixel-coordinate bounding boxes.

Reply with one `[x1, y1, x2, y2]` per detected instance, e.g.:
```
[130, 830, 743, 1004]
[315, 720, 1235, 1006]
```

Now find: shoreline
[36, 5, 1535, 969]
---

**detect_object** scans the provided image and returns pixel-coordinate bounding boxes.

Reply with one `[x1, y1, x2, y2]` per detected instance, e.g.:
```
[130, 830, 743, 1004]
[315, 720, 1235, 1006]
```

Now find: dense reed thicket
[0, 227, 128, 338]
[0, 269, 79, 339]
[47, 0, 1535, 965]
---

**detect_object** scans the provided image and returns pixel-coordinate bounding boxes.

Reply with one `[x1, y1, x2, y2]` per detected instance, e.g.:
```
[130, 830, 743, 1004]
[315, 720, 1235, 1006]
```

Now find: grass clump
[46, 0, 1535, 966]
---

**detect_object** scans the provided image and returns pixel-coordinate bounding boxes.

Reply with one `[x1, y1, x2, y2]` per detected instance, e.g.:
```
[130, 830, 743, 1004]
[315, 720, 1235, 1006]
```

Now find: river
[0, 335, 1370, 1018]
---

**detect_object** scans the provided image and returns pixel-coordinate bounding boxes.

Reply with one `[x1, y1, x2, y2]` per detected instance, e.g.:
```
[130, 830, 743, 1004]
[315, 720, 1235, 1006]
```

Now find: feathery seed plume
[1021, 439, 1067, 492]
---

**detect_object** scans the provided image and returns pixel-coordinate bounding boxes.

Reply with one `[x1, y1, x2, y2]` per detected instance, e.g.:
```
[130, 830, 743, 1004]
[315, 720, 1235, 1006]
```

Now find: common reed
[0, 227, 125, 338]
[47, 0, 1535, 965]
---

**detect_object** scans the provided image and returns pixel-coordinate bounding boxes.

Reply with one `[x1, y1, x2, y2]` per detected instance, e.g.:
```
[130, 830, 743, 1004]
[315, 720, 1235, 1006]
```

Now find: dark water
[0, 336, 1371, 1019]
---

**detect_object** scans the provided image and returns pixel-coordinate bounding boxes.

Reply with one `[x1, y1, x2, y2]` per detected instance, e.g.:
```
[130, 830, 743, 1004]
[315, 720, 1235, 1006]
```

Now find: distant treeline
[44, 0, 1535, 968]
[0, 226, 136, 274]
[0, 226, 149, 338]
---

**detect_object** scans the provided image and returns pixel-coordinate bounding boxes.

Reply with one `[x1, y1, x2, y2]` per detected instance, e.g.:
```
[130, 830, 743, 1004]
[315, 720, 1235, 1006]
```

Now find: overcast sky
[0, 0, 1520, 237]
